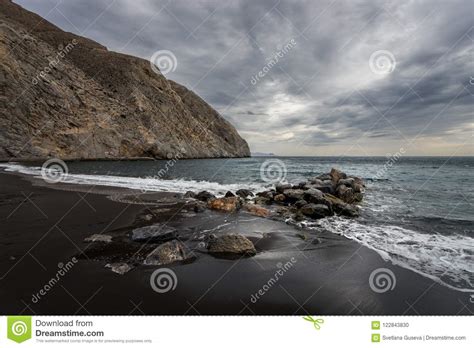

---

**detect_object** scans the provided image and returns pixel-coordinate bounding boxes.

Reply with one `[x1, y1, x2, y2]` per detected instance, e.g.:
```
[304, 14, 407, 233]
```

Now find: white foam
[315, 217, 474, 292]
[0, 163, 267, 195]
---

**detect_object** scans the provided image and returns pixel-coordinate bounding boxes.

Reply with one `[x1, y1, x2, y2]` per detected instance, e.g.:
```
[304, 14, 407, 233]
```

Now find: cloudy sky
[16, 0, 473, 156]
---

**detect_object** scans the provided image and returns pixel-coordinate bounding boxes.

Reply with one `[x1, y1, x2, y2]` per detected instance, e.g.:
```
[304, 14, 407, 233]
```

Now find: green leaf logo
[303, 315, 324, 330]
[7, 316, 32, 343]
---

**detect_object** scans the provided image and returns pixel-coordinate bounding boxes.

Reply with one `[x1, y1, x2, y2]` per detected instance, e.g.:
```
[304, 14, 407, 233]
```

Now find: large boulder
[144, 240, 190, 265]
[207, 234, 256, 256]
[208, 197, 241, 212]
[131, 224, 178, 243]
[300, 203, 332, 219]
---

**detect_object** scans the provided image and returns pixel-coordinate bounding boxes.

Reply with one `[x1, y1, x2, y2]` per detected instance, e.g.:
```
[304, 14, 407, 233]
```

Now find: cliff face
[0, 0, 250, 160]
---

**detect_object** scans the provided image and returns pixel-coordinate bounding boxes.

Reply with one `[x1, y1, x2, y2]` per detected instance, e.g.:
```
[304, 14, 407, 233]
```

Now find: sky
[15, 0, 473, 156]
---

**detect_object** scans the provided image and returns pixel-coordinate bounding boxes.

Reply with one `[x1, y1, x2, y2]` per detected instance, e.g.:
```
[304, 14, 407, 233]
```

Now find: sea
[1, 156, 473, 293]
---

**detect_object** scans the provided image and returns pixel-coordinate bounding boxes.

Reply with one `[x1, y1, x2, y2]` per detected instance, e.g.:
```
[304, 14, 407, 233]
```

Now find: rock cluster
[188, 168, 365, 221]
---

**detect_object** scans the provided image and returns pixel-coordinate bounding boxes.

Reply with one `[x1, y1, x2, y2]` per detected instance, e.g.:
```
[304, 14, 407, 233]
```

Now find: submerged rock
[144, 240, 191, 265]
[84, 234, 112, 243]
[131, 224, 178, 243]
[207, 234, 256, 256]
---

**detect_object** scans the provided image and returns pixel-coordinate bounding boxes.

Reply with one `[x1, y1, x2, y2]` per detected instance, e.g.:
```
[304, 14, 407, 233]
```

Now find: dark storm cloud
[14, 0, 474, 155]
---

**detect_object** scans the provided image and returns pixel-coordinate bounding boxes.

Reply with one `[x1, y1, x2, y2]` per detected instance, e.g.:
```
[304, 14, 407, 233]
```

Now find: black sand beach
[0, 172, 472, 315]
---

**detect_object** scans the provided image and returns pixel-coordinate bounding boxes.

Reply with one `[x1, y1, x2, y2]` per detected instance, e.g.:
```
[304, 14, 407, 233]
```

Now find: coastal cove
[0, 156, 472, 315]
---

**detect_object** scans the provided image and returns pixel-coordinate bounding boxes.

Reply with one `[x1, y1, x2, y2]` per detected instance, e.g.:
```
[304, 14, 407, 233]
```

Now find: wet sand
[0, 172, 472, 315]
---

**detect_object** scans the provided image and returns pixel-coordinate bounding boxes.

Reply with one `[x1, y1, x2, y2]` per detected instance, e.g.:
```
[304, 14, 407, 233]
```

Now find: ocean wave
[0, 163, 267, 195]
[314, 217, 474, 292]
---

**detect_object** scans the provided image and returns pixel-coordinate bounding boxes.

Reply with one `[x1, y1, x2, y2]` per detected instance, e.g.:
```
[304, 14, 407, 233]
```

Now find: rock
[195, 191, 216, 202]
[295, 199, 308, 208]
[273, 194, 286, 203]
[293, 182, 306, 189]
[242, 203, 270, 217]
[208, 197, 241, 212]
[309, 178, 325, 186]
[275, 183, 292, 193]
[105, 263, 132, 275]
[324, 194, 359, 217]
[225, 191, 235, 197]
[276, 206, 292, 218]
[339, 204, 360, 217]
[144, 240, 191, 265]
[207, 234, 256, 256]
[312, 183, 335, 195]
[256, 190, 274, 199]
[303, 188, 324, 203]
[131, 224, 178, 243]
[84, 234, 112, 243]
[317, 174, 332, 181]
[0, 1, 250, 160]
[352, 183, 364, 193]
[330, 168, 347, 186]
[254, 196, 272, 205]
[338, 178, 355, 187]
[142, 214, 153, 221]
[235, 189, 254, 198]
[184, 191, 196, 198]
[282, 189, 305, 201]
[336, 185, 355, 203]
[192, 201, 207, 213]
[300, 203, 332, 219]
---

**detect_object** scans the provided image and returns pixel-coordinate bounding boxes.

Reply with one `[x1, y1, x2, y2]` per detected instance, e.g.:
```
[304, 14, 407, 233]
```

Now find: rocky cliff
[0, 0, 250, 160]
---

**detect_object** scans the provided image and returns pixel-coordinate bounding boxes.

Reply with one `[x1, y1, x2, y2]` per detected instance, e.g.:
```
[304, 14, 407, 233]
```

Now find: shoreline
[0, 172, 472, 315]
